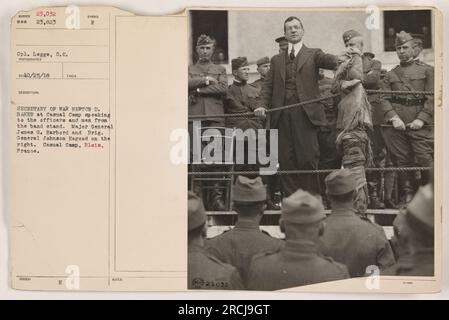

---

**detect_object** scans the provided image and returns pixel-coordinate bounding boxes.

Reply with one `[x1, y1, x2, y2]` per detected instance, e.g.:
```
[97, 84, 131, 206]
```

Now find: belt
[391, 96, 425, 106]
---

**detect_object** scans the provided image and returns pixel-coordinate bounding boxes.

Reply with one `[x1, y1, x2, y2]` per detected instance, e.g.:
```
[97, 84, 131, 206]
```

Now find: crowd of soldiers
[188, 170, 434, 290]
[188, 16, 434, 215]
[187, 15, 435, 292]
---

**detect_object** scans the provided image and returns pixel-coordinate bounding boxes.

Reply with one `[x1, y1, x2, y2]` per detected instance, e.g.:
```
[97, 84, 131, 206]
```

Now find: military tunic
[246, 239, 349, 290]
[206, 219, 284, 286]
[188, 60, 228, 125]
[188, 244, 244, 290]
[380, 60, 434, 170]
[382, 248, 434, 276]
[225, 81, 263, 130]
[318, 208, 396, 277]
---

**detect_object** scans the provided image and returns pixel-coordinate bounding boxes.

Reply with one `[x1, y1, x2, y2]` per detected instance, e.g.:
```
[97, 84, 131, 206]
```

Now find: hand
[254, 107, 266, 119]
[337, 54, 348, 64]
[205, 76, 218, 85]
[390, 115, 406, 131]
[407, 119, 424, 130]
[341, 79, 361, 90]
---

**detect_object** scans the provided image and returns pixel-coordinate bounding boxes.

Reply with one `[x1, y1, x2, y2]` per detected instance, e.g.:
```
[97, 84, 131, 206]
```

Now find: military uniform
[318, 208, 395, 276]
[225, 80, 262, 130]
[246, 239, 349, 290]
[188, 245, 244, 290]
[317, 75, 341, 206]
[382, 248, 433, 276]
[320, 169, 395, 277]
[188, 61, 228, 126]
[380, 54, 434, 190]
[246, 189, 350, 290]
[362, 52, 388, 208]
[188, 35, 229, 210]
[251, 77, 264, 93]
[206, 220, 284, 286]
[187, 191, 244, 290]
[383, 184, 434, 276]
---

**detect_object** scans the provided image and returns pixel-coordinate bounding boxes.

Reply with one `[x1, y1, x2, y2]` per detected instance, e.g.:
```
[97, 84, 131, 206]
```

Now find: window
[383, 10, 432, 52]
[190, 10, 228, 64]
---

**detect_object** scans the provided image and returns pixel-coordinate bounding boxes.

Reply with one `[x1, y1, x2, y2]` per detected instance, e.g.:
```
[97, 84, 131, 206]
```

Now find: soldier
[380, 31, 434, 203]
[251, 56, 270, 93]
[383, 184, 434, 276]
[333, 29, 373, 215]
[225, 56, 262, 178]
[206, 176, 284, 286]
[275, 36, 289, 53]
[246, 189, 349, 290]
[318, 169, 395, 277]
[317, 68, 341, 208]
[188, 34, 228, 210]
[187, 191, 244, 290]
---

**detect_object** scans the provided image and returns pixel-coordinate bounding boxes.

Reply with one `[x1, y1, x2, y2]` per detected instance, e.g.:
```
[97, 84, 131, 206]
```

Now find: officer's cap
[196, 34, 216, 47]
[343, 29, 362, 44]
[232, 56, 249, 70]
[188, 191, 206, 231]
[325, 169, 356, 195]
[256, 56, 270, 67]
[395, 31, 414, 47]
[233, 176, 267, 202]
[282, 189, 325, 224]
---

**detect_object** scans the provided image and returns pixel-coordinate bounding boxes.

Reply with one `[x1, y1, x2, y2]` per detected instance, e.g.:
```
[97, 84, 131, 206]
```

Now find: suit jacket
[317, 208, 396, 277]
[257, 45, 338, 129]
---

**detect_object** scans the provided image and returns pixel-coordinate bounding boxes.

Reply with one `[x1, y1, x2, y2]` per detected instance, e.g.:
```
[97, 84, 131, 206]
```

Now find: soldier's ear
[318, 220, 326, 237]
[201, 224, 208, 239]
[279, 218, 285, 233]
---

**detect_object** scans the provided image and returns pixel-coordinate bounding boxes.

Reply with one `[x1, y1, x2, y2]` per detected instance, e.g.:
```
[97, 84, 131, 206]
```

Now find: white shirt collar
[288, 41, 303, 57]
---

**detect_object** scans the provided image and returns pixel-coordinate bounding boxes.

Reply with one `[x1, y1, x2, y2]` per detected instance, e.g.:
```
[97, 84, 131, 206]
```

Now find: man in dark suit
[256, 16, 340, 197]
[206, 176, 283, 286]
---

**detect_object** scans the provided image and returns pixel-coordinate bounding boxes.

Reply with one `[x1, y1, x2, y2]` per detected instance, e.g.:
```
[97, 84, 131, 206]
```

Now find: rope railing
[188, 166, 431, 176]
[188, 90, 434, 121]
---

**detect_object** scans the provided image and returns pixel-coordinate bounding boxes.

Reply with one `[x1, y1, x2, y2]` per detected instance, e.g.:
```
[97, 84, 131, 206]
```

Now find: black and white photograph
[187, 8, 436, 291]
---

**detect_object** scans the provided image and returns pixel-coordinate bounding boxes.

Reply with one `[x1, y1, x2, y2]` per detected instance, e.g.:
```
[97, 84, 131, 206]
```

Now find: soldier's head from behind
[395, 31, 416, 63]
[325, 169, 356, 209]
[412, 34, 424, 59]
[232, 176, 267, 221]
[196, 34, 216, 63]
[402, 184, 434, 250]
[275, 36, 289, 53]
[343, 29, 364, 53]
[284, 16, 304, 44]
[256, 56, 270, 78]
[280, 189, 326, 241]
[188, 191, 207, 245]
[232, 57, 250, 83]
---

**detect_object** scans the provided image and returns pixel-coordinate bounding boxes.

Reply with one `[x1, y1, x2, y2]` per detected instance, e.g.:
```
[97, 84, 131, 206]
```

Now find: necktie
[290, 46, 295, 60]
